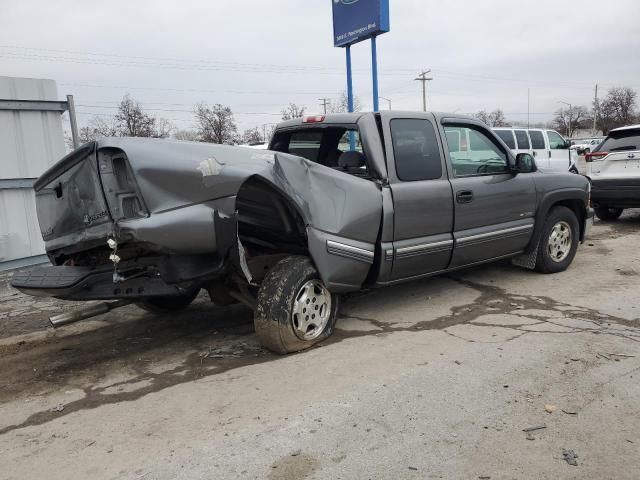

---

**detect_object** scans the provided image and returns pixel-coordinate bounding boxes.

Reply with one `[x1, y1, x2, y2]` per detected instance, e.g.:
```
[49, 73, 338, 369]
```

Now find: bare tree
[553, 106, 589, 137]
[241, 127, 263, 144]
[474, 109, 509, 127]
[195, 103, 238, 144]
[328, 91, 362, 113]
[281, 103, 306, 121]
[115, 94, 157, 137]
[595, 87, 637, 134]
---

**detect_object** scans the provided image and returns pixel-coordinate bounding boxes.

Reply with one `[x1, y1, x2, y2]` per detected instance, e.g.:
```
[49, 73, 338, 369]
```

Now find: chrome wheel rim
[548, 221, 572, 263]
[292, 279, 332, 341]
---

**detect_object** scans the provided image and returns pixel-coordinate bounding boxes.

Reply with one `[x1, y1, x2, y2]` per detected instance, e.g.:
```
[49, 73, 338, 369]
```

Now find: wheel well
[551, 199, 586, 241]
[236, 177, 308, 256]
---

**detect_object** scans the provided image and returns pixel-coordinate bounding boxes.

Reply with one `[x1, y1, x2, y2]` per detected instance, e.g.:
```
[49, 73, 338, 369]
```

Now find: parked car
[570, 138, 603, 155]
[493, 128, 578, 173]
[586, 124, 640, 220]
[12, 112, 593, 354]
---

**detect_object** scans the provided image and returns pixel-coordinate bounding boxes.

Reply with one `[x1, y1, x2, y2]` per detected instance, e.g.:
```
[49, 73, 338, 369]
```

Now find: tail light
[585, 151, 607, 163]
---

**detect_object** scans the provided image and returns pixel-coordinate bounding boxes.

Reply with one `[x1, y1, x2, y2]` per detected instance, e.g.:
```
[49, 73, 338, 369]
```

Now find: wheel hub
[291, 279, 332, 341]
[548, 221, 572, 263]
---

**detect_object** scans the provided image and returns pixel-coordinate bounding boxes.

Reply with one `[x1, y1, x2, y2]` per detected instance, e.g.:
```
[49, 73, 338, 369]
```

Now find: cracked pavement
[1, 212, 639, 479]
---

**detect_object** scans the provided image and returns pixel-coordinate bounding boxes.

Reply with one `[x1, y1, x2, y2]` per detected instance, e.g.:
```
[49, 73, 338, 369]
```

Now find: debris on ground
[290, 449, 301, 457]
[562, 449, 579, 466]
[608, 353, 636, 358]
[562, 409, 578, 415]
[50, 404, 64, 412]
[596, 353, 612, 360]
[544, 404, 557, 413]
[522, 425, 547, 432]
[408, 466, 418, 471]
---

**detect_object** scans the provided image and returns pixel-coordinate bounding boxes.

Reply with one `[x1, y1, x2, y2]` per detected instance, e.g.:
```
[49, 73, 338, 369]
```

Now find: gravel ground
[0, 211, 639, 480]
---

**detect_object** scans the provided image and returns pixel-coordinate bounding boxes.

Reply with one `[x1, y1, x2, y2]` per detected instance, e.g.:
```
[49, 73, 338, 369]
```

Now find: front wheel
[254, 256, 339, 354]
[595, 206, 623, 221]
[535, 206, 580, 274]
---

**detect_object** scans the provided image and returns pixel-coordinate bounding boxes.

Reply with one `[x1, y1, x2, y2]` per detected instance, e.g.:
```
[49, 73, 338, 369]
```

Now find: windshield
[597, 130, 640, 152]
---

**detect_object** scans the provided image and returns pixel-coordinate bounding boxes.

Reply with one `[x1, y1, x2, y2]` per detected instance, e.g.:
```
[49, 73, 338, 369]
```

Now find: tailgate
[35, 143, 113, 251]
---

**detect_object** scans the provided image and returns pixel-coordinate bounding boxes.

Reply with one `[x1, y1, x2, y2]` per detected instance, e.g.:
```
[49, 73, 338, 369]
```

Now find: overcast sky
[2, 0, 639, 133]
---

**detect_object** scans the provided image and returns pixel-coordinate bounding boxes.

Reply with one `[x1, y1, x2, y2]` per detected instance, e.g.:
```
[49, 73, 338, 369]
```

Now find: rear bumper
[591, 178, 640, 208]
[10, 265, 181, 301]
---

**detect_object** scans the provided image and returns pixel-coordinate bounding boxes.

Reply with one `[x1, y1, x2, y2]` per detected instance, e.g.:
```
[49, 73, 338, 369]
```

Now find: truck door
[546, 130, 571, 172]
[528, 129, 549, 170]
[439, 120, 537, 268]
[378, 113, 454, 282]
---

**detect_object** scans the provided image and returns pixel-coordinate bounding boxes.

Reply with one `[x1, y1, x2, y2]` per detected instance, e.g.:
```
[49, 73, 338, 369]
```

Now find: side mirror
[512, 153, 537, 173]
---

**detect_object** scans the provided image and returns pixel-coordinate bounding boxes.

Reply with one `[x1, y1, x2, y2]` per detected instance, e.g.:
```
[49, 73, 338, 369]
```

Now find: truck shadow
[0, 262, 638, 436]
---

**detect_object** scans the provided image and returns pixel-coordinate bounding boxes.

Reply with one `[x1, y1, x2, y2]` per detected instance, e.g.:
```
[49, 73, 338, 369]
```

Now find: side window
[494, 130, 516, 149]
[288, 131, 322, 161]
[529, 130, 546, 149]
[547, 131, 567, 149]
[514, 130, 531, 150]
[390, 119, 443, 181]
[443, 125, 508, 177]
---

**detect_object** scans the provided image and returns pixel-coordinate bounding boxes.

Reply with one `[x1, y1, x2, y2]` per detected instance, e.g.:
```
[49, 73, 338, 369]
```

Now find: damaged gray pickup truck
[12, 112, 593, 354]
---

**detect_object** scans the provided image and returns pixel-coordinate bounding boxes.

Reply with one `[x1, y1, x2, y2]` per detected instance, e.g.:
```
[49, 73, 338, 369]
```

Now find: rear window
[598, 130, 640, 152]
[494, 130, 516, 149]
[288, 131, 322, 161]
[529, 130, 545, 149]
[514, 130, 531, 149]
[390, 118, 443, 181]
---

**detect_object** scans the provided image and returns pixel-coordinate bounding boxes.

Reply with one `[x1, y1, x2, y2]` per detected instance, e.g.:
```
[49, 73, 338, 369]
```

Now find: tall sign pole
[371, 36, 379, 112]
[332, 0, 390, 113]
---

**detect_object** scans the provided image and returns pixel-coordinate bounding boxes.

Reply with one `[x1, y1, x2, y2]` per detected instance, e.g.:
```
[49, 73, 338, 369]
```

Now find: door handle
[548, 150, 551, 158]
[456, 190, 474, 204]
[533, 151, 537, 157]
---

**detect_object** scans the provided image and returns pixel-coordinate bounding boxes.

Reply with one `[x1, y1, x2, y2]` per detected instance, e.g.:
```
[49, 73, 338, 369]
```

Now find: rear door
[439, 120, 536, 268]
[546, 130, 571, 172]
[381, 113, 454, 281]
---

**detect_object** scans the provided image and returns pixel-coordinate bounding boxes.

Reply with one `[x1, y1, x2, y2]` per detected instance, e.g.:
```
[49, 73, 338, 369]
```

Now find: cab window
[547, 131, 568, 149]
[443, 125, 508, 177]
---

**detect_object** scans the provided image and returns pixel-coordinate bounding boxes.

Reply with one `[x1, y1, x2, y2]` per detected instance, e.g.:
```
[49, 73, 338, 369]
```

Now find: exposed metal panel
[0, 189, 45, 261]
[0, 77, 66, 266]
[0, 76, 66, 180]
[0, 100, 68, 112]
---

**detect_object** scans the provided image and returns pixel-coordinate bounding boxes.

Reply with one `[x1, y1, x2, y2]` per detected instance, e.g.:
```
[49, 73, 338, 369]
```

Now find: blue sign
[332, 0, 390, 48]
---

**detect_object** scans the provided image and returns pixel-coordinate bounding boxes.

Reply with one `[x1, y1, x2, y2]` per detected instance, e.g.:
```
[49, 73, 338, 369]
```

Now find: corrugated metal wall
[0, 76, 66, 268]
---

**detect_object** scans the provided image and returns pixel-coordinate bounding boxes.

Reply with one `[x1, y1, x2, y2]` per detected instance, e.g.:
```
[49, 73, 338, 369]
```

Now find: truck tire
[254, 256, 339, 354]
[595, 206, 623, 221]
[534, 206, 580, 274]
[137, 289, 200, 314]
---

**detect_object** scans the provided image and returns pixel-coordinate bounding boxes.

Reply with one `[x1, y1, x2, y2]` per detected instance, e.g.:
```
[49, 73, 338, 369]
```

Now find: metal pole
[371, 36, 379, 112]
[346, 45, 355, 151]
[593, 82, 598, 135]
[380, 97, 391, 110]
[527, 88, 530, 129]
[66, 94, 80, 149]
[346, 45, 354, 113]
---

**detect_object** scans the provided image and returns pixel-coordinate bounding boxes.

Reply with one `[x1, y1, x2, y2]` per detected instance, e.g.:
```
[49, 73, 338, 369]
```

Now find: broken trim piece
[326, 240, 374, 264]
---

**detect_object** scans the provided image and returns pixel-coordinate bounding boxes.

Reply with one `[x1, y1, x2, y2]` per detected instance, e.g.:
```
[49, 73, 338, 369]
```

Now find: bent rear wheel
[254, 256, 339, 354]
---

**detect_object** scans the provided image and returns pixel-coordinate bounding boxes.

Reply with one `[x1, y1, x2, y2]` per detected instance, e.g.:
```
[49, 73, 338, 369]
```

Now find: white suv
[493, 128, 578, 173]
[586, 125, 640, 220]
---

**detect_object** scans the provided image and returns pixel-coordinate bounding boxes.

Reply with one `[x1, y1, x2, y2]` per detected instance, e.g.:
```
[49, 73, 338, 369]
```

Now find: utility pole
[414, 70, 433, 112]
[592, 82, 598, 135]
[319, 98, 329, 114]
[527, 88, 530, 129]
[262, 124, 267, 143]
[380, 96, 392, 110]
